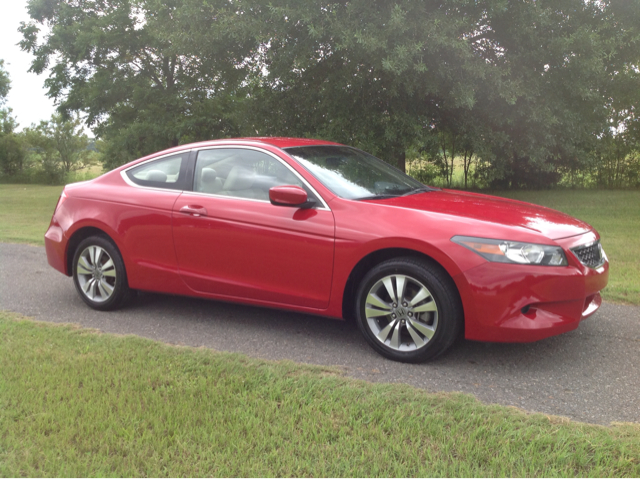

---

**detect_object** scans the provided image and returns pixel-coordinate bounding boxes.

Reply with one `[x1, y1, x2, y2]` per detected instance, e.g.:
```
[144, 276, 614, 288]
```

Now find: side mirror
[269, 185, 316, 209]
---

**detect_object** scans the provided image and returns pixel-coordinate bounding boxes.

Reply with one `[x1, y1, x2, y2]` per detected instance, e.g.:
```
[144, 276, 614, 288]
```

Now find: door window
[194, 148, 316, 203]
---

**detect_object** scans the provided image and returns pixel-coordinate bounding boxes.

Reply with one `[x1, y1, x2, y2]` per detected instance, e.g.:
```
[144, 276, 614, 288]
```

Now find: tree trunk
[463, 149, 473, 189]
[395, 150, 406, 173]
[439, 133, 450, 186]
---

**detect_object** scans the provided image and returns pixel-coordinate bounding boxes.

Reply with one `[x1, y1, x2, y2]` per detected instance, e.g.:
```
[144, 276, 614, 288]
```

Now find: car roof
[237, 137, 343, 148]
[119, 137, 346, 171]
[183, 137, 343, 150]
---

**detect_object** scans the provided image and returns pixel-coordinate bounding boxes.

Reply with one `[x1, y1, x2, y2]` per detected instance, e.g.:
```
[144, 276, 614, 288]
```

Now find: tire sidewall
[72, 235, 128, 311]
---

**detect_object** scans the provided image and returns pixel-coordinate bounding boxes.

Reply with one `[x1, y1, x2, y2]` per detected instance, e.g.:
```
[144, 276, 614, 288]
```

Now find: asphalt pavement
[1, 242, 638, 425]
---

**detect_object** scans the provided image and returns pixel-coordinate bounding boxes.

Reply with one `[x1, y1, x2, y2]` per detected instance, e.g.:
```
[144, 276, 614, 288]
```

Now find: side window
[194, 148, 317, 203]
[126, 154, 186, 190]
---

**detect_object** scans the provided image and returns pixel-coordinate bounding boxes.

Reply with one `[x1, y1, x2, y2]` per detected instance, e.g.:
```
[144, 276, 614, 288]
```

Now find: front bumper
[457, 233, 609, 343]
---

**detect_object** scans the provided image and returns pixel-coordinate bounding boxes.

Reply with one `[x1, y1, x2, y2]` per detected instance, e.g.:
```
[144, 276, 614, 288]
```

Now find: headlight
[451, 236, 568, 266]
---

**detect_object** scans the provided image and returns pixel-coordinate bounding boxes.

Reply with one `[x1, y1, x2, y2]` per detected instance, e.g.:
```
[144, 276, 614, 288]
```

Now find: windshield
[284, 146, 426, 200]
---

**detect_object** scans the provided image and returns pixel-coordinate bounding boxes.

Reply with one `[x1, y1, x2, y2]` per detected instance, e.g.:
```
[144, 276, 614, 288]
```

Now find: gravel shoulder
[1, 242, 638, 425]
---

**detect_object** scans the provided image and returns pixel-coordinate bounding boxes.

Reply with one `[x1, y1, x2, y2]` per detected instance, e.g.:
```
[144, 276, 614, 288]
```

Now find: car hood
[371, 190, 592, 240]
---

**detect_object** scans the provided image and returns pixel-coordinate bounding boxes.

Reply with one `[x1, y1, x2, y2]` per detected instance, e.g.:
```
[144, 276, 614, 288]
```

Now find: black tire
[355, 257, 463, 363]
[72, 235, 131, 311]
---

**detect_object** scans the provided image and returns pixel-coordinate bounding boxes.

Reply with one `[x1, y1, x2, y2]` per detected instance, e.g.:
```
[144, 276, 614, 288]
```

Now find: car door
[172, 147, 335, 309]
[117, 151, 191, 292]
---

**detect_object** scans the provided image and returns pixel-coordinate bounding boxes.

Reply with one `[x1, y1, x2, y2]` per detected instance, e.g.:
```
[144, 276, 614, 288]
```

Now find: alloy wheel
[364, 274, 439, 352]
[76, 245, 117, 303]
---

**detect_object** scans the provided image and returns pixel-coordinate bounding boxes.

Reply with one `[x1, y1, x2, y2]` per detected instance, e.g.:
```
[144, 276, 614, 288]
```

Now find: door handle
[180, 205, 208, 217]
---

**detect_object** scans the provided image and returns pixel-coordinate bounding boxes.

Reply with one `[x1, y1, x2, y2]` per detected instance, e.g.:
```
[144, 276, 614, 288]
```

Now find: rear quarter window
[126, 154, 188, 190]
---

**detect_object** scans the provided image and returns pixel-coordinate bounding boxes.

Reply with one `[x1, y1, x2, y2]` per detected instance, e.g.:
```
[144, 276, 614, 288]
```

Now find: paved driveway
[1, 242, 638, 425]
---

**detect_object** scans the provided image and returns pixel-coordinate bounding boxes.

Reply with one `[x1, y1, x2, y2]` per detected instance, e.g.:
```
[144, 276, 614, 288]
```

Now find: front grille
[571, 241, 604, 268]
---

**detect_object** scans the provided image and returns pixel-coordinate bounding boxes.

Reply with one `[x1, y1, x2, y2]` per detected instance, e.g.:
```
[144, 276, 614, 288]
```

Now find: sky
[0, 0, 57, 129]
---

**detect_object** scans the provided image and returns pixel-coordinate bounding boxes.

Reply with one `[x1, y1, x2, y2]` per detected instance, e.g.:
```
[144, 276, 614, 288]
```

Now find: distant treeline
[3, 1, 640, 188]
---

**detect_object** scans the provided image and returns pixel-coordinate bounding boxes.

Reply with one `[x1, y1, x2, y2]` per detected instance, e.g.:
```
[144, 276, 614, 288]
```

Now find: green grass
[0, 184, 63, 245]
[491, 190, 640, 305]
[1, 311, 639, 477]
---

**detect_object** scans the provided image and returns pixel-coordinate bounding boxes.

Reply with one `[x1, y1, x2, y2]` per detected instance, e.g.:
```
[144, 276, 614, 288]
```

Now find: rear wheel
[355, 257, 463, 363]
[72, 235, 131, 311]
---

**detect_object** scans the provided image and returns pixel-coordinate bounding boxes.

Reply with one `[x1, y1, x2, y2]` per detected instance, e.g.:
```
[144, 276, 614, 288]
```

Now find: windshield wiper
[400, 186, 435, 197]
[354, 194, 402, 201]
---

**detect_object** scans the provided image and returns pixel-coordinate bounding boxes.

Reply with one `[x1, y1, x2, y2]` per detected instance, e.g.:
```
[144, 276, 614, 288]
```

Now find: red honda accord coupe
[45, 137, 609, 362]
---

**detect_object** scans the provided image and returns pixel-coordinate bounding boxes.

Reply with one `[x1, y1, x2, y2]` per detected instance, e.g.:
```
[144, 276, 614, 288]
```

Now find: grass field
[0, 184, 63, 245]
[1, 311, 639, 477]
[0, 184, 637, 305]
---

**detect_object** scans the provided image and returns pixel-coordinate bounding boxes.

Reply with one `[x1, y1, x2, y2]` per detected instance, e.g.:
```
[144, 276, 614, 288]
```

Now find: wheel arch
[341, 247, 463, 324]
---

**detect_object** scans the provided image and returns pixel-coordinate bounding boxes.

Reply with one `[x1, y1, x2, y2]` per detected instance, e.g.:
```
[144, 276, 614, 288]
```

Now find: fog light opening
[521, 305, 531, 315]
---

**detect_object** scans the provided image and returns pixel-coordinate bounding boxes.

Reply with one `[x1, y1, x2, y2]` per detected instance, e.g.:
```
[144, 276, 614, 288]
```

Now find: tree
[19, 0, 250, 166]
[0, 60, 26, 178]
[0, 111, 25, 177]
[241, 0, 640, 181]
[0, 60, 10, 104]
[24, 114, 93, 183]
[235, 0, 492, 170]
[20, 0, 640, 185]
[464, 0, 640, 188]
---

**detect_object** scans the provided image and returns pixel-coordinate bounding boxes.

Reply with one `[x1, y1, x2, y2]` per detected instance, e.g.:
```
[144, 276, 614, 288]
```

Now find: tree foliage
[1, 59, 96, 184]
[235, 0, 640, 182]
[19, 0, 640, 187]
[23, 115, 94, 183]
[0, 61, 26, 178]
[0, 60, 10, 105]
[20, 0, 250, 166]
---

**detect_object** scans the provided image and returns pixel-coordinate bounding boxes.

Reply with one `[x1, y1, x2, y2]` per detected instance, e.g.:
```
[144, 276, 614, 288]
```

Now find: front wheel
[355, 257, 463, 363]
[72, 235, 131, 311]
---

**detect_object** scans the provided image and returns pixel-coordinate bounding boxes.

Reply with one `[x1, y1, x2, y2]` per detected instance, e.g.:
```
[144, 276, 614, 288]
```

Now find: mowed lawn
[0, 184, 638, 305]
[0, 184, 63, 245]
[1, 311, 640, 477]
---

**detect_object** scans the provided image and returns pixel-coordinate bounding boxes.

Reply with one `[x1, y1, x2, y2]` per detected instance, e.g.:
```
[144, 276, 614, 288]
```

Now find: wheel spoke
[83, 278, 96, 299]
[366, 293, 391, 311]
[79, 256, 93, 272]
[88, 246, 97, 266]
[97, 280, 108, 298]
[101, 259, 116, 277]
[408, 318, 435, 339]
[406, 322, 426, 348]
[382, 277, 397, 303]
[395, 276, 406, 304]
[90, 279, 99, 299]
[366, 307, 392, 318]
[100, 279, 114, 295]
[413, 300, 437, 313]
[390, 321, 401, 349]
[377, 320, 397, 343]
[82, 278, 93, 294]
[98, 278, 114, 299]
[409, 287, 432, 306]
[77, 262, 93, 276]
[94, 246, 104, 266]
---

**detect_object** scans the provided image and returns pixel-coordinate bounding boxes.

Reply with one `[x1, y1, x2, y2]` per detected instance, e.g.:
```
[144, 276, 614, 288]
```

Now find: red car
[45, 137, 609, 362]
